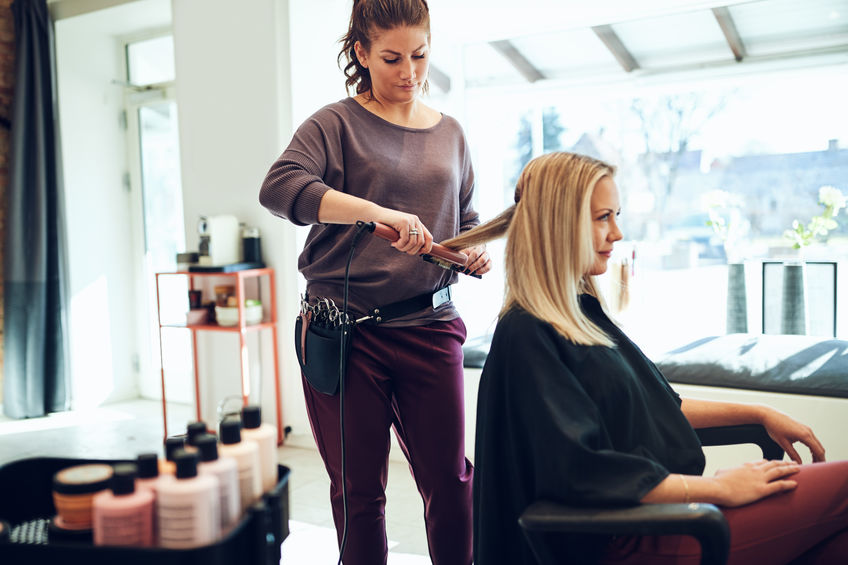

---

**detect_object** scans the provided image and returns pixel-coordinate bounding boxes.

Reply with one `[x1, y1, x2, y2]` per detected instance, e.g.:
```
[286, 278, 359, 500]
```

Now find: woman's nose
[610, 220, 623, 242]
[400, 58, 415, 80]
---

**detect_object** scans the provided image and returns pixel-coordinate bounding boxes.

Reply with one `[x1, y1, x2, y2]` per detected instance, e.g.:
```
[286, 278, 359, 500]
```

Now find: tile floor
[0, 399, 431, 564]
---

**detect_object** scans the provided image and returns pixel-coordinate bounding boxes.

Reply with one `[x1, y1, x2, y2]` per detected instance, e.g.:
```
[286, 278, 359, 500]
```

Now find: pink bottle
[155, 450, 220, 548]
[240, 405, 278, 493]
[195, 433, 241, 533]
[92, 463, 154, 547]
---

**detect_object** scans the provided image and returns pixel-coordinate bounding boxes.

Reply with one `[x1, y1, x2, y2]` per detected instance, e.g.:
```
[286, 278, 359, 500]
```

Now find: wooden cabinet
[155, 268, 283, 444]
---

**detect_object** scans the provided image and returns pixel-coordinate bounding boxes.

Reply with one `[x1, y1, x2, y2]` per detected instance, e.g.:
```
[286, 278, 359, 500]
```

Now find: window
[455, 64, 848, 355]
[126, 35, 175, 85]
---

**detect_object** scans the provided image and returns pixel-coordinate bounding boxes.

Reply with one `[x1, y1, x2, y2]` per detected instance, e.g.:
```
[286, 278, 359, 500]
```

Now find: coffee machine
[197, 215, 241, 267]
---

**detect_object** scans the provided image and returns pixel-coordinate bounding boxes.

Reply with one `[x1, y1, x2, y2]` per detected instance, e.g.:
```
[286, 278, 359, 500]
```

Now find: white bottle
[218, 417, 262, 513]
[160, 436, 185, 476]
[155, 450, 220, 548]
[185, 421, 209, 453]
[195, 433, 241, 533]
[92, 463, 154, 547]
[239, 405, 278, 493]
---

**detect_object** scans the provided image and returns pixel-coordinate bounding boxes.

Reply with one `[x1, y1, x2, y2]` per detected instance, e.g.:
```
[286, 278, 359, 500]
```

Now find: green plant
[783, 186, 847, 249]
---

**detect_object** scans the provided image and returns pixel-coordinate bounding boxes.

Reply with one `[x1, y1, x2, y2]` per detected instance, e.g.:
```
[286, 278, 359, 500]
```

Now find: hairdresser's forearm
[680, 397, 768, 429]
[316, 189, 385, 224]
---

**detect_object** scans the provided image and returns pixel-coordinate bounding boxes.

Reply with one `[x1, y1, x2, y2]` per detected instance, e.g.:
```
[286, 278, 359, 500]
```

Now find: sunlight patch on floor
[0, 406, 135, 436]
[281, 520, 430, 564]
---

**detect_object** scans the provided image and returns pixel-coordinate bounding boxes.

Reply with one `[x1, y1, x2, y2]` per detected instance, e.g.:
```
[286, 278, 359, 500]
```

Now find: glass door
[124, 34, 192, 403]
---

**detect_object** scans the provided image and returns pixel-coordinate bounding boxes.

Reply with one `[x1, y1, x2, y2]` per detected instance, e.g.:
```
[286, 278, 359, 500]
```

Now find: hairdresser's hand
[760, 406, 826, 463]
[460, 245, 492, 276]
[376, 208, 433, 256]
[712, 459, 800, 507]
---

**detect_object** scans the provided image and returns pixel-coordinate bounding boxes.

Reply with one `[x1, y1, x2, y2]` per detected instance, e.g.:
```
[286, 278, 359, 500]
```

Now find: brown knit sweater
[259, 97, 479, 325]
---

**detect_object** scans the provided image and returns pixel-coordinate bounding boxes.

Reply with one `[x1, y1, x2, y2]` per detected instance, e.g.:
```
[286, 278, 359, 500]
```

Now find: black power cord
[336, 221, 375, 564]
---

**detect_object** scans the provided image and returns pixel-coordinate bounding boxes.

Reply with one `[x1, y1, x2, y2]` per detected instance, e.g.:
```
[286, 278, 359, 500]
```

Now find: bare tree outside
[508, 108, 566, 195]
[630, 93, 728, 236]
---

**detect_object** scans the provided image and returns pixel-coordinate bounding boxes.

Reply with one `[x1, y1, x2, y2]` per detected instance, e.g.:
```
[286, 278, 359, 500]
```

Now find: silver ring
[409, 229, 419, 236]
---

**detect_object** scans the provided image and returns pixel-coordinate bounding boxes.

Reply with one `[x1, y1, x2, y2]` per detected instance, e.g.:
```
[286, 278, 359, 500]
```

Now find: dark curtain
[3, 0, 69, 418]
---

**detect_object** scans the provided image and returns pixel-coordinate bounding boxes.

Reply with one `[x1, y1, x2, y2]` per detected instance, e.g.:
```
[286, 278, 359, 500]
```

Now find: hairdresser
[443, 152, 848, 565]
[259, 1, 488, 563]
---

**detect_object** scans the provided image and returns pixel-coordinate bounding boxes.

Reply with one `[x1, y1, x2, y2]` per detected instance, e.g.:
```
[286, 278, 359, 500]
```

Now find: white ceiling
[428, 0, 848, 90]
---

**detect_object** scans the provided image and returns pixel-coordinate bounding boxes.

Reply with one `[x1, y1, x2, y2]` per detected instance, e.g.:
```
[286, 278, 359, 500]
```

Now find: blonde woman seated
[443, 152, 848, 564]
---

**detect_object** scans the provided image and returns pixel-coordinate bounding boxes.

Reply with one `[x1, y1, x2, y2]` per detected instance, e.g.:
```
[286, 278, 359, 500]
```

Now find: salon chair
[518, 424, 784, 565]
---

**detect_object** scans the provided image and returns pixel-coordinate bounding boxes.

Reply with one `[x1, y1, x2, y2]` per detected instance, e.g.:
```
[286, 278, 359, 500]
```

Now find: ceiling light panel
[510, 27, 623, 80]
[729, 0, 848, 57]
[609, 9, 732, 69]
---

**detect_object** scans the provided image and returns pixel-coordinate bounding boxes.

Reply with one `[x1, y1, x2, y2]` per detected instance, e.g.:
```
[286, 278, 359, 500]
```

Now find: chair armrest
[519, 501, 729, 565]
[516, 425, 782, 565]
[695, 424, 784, 460]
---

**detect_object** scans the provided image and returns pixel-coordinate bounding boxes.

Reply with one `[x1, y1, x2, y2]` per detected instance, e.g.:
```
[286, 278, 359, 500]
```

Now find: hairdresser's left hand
[761, 406, 826, 463]
[460, 245, 492, 276]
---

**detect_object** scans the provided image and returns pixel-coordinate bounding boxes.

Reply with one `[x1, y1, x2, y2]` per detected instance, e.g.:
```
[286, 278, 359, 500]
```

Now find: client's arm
[681, 397, 825, 463]
[641, 459, 800, 507]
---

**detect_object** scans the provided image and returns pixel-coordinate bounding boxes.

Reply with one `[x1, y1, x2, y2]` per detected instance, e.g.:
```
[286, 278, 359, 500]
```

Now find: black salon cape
[473, 295, 706, 564]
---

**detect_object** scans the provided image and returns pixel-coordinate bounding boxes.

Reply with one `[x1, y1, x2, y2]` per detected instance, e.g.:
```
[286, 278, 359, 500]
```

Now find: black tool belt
[357, 285, 452, 325]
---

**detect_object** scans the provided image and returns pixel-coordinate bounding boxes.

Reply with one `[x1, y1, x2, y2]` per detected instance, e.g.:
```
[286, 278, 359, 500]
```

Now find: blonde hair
[444, 152, 617, 346]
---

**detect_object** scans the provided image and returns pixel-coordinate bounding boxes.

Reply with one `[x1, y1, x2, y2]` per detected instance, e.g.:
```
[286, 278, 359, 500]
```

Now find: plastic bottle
[136, 452, 172, 494]
[185, 421, 208, 451]
[92, 463, 154, 547]
[240, 405, 278, 493]
[160, 436, 185, 475]
[195, 433, 241, 533]
[218, 417, 262, 513]
[155, 450, 220, 548]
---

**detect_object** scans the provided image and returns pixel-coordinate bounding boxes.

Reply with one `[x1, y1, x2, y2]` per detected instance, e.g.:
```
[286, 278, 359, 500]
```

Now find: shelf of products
[154, 268, 283, 444]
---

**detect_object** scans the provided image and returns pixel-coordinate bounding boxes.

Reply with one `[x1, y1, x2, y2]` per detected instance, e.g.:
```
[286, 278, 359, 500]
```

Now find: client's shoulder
[494, 307, 557, 343]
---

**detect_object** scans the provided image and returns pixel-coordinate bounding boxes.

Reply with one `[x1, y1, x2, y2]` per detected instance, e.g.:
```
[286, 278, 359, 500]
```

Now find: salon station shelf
[154, 268, 283, 445]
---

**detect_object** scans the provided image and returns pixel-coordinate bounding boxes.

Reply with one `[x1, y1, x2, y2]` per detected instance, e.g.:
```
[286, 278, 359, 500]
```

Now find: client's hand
[761, 407, 826, 463]
[713, 459, 800, 507]
[460, 245, 492, 275]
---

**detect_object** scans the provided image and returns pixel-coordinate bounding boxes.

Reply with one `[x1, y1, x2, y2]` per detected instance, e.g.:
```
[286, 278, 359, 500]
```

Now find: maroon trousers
[301, 317, 473, 565]
[600, 460, 848, 564]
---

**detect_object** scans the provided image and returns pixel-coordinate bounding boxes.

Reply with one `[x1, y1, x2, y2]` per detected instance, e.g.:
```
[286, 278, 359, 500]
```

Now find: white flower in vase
[784, 185, 847, 249]
[702, 189, 749, 263]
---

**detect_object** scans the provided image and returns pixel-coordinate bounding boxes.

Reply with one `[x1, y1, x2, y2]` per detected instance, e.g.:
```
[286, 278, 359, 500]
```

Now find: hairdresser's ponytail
[442, 204, 515, 251]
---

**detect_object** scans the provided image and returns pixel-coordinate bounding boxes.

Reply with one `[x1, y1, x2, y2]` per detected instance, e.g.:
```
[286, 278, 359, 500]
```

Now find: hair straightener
[360, 221, 482, 278]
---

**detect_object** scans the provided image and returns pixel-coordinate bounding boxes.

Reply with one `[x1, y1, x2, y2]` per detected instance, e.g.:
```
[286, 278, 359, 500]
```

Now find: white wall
[276, 0, 350, 441]
[289, 0, 350, 124]
[171, 0, 304, 431]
